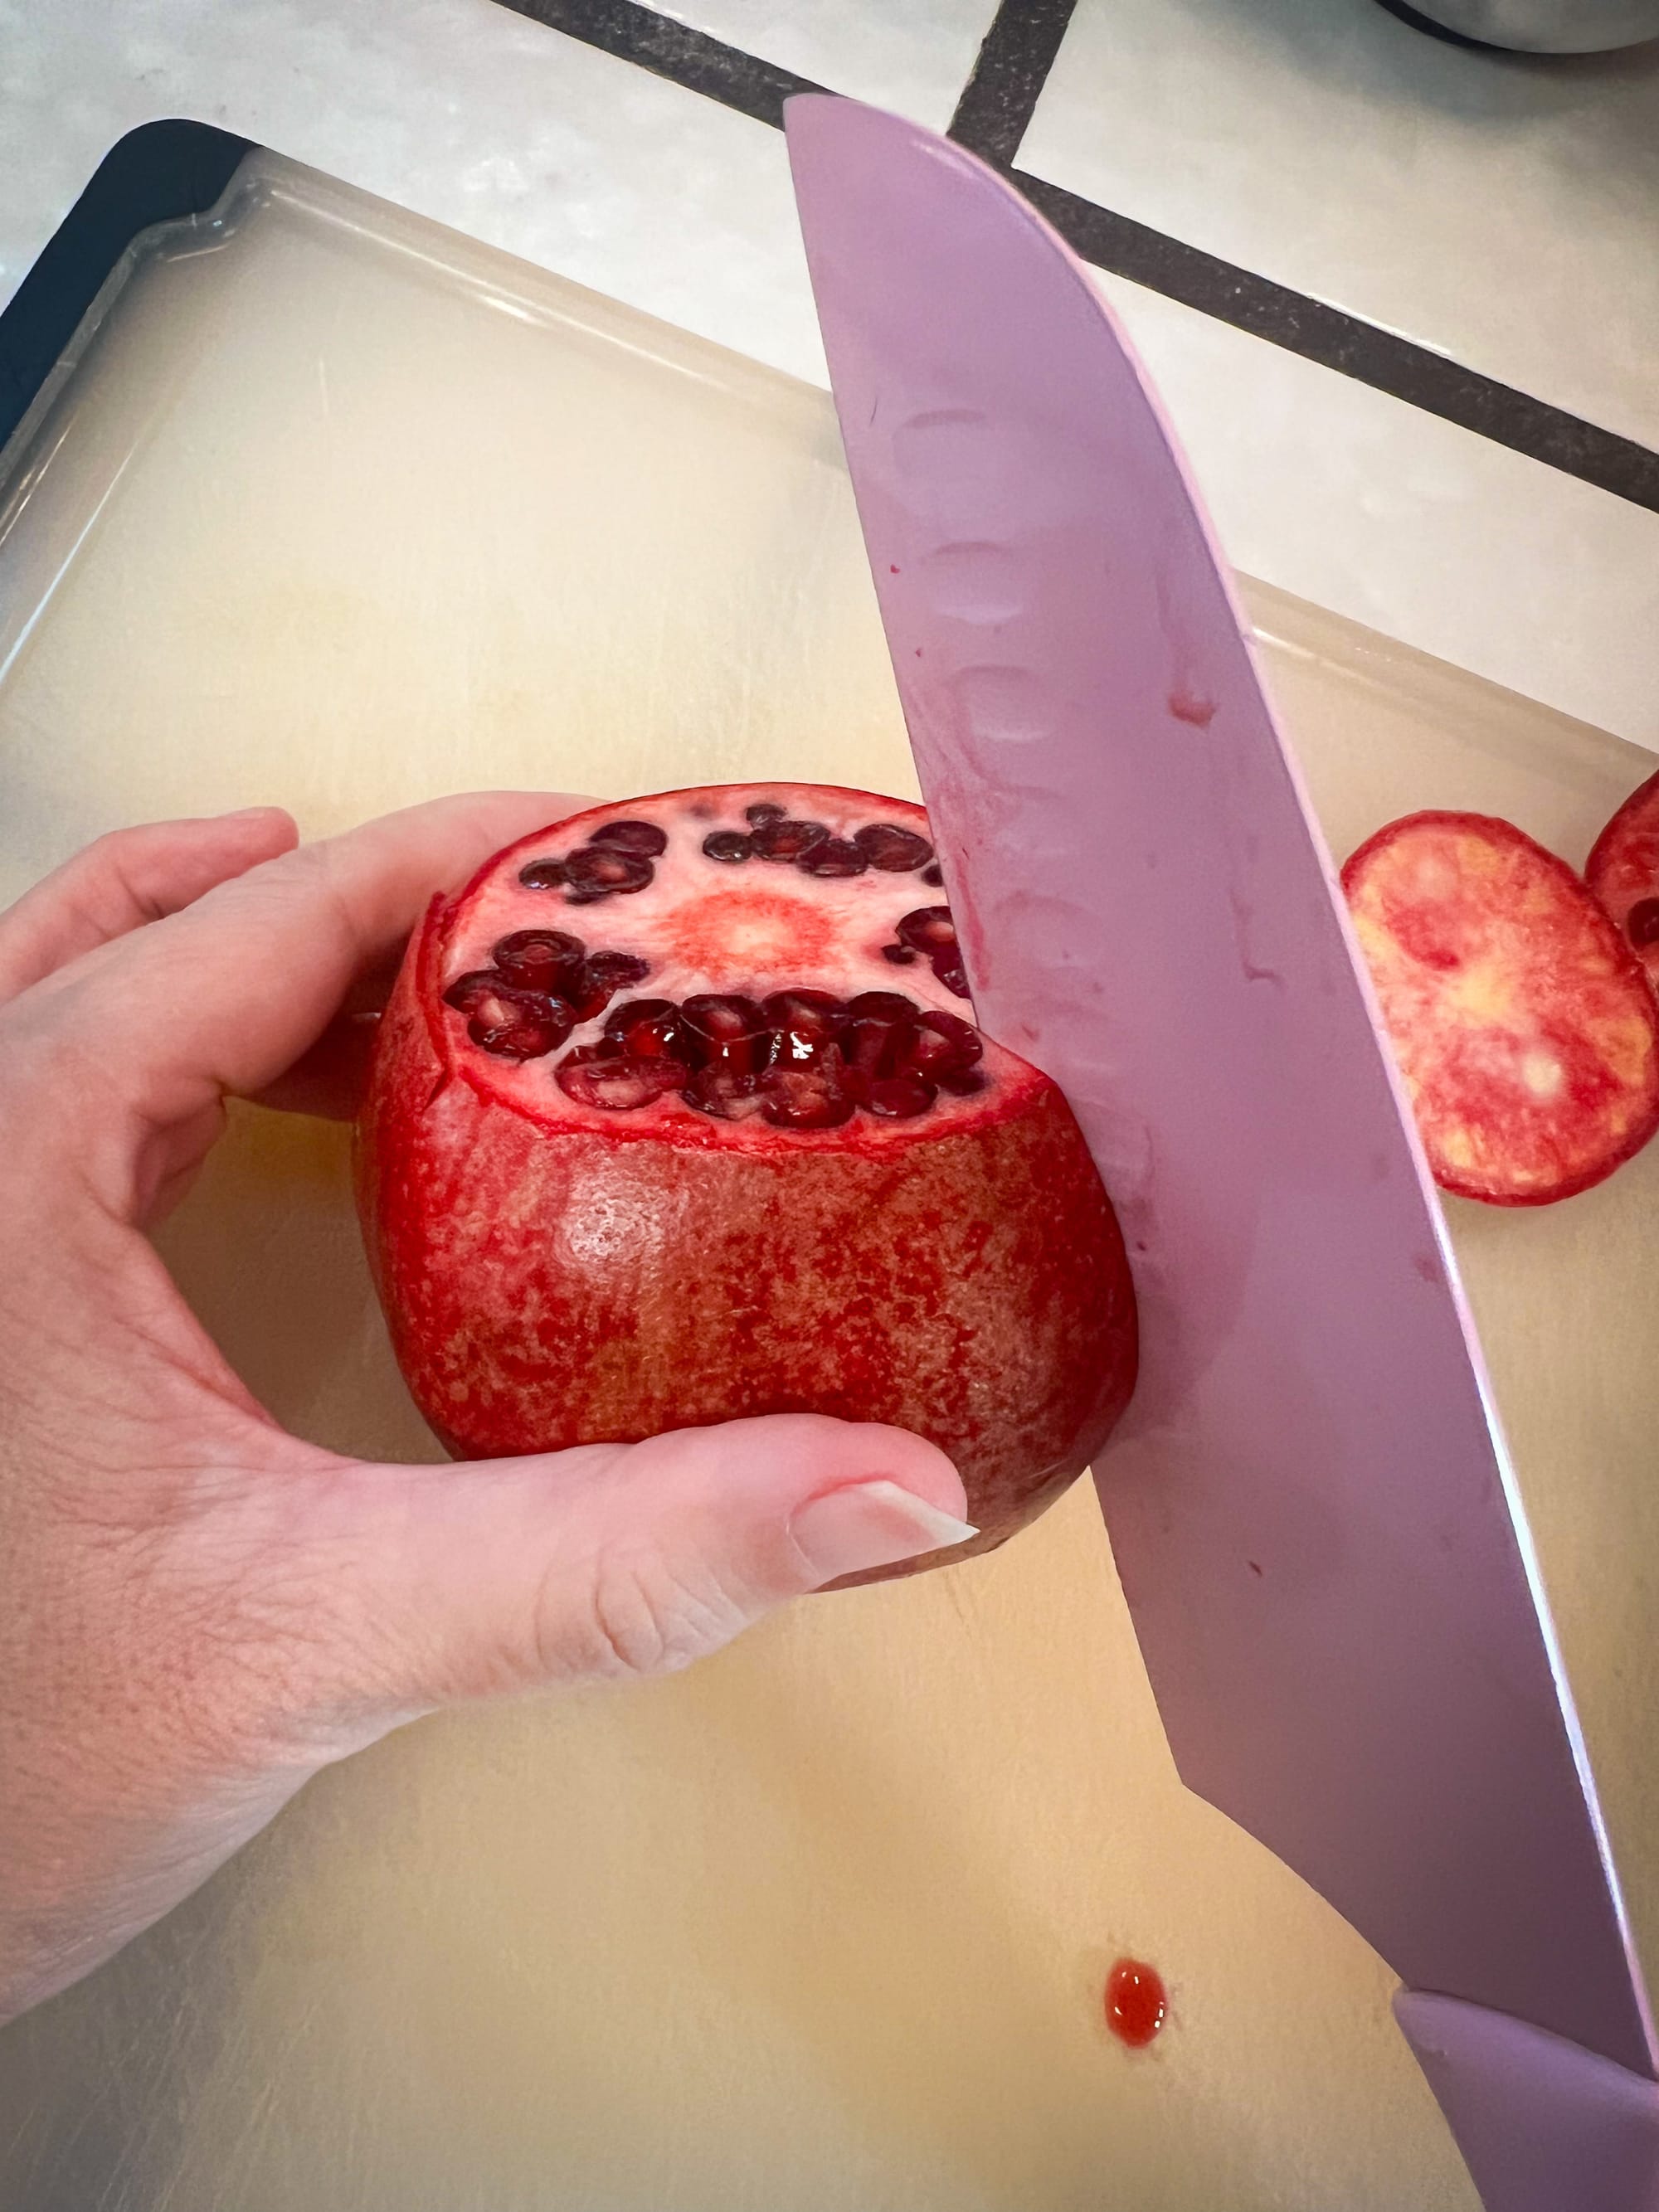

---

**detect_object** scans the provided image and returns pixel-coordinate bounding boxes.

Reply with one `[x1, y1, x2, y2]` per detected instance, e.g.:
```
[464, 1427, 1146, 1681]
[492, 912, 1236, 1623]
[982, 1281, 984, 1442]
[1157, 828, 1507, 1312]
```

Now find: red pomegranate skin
[356, 789, 1137, 1581]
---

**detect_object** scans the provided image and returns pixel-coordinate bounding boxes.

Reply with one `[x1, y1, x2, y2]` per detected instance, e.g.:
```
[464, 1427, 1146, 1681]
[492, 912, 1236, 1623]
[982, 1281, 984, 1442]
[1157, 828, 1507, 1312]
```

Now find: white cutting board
[1, 153, 1656, 2212]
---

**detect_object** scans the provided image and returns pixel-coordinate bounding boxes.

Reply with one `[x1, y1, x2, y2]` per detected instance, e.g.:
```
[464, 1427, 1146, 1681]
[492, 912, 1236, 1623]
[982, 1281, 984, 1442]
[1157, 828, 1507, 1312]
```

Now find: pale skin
[0, 795, 973, 2027]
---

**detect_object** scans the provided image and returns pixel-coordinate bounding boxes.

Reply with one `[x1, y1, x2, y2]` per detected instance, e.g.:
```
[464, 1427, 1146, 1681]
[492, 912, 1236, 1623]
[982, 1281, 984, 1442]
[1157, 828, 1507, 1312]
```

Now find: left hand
[0, 798, 972, 2024]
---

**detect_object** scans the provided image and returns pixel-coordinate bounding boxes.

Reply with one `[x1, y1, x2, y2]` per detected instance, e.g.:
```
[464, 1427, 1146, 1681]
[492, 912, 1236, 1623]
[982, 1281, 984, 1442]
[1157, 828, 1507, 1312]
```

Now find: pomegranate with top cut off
[356, 783, 1137, 1582]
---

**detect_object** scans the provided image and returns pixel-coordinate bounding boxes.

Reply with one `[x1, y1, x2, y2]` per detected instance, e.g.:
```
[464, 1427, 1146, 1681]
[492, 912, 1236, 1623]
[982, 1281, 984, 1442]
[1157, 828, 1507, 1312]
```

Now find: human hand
[0, 797, 972, 2025]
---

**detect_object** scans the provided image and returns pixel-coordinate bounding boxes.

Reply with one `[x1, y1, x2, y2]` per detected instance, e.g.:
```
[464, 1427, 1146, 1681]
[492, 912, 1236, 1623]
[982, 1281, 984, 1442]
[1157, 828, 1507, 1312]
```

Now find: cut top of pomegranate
[1587, 765, 1659, 987]
[426, 784, 1021, 1149]
[1343, 809, 1659, 1206]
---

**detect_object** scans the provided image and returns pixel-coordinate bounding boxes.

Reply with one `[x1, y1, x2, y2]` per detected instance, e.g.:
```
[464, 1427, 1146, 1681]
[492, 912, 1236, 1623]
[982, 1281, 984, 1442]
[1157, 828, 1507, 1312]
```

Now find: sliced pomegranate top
[1586, 765, 1659, 986]
[1343, 810, 1659, 1206]
[429, 783, 1021, 1149]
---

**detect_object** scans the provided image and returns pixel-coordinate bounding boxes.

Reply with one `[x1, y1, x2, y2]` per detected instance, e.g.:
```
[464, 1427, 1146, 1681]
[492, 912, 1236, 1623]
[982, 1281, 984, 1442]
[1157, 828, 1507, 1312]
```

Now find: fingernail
[789, 1480, 978, 1585]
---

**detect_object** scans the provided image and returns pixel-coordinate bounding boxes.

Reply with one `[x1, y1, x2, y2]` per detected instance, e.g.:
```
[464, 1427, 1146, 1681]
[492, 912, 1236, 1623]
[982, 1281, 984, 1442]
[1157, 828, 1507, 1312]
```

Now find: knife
[785, 95, 1659, 2211]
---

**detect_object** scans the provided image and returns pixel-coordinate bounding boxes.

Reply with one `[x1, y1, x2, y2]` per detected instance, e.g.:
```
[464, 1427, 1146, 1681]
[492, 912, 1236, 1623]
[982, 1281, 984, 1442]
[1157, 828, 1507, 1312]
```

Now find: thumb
[304, 1417, 975, 1717]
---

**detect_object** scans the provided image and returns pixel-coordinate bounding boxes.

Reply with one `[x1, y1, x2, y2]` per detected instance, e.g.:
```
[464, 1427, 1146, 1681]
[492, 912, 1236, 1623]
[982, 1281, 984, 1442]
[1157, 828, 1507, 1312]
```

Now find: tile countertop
[2, 0, 1658, 751]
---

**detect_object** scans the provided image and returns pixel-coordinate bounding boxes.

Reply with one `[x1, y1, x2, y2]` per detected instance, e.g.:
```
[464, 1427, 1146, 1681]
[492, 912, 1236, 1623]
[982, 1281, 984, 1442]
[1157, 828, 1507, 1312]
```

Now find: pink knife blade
[785, 95, 1659, 2207]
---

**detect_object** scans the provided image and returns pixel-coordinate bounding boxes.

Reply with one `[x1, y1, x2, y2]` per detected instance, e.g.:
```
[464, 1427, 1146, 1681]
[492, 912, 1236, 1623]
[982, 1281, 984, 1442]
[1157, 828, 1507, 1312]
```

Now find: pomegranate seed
[491, 929, 584, 990]
[581, 950, 650, 989]
[588, 819, 668, 857]
[922, 863, 944, 887]
[761, 989, 846, 1064]
[745, 801, 786, 825]
[845, 992, 917, 1023]
[932, 952, 971, 999]
[443, 969, 508, 1013]
[443, 973, 572, 1060]
[562, 954, 642, 1019]
[902, 1010, 983, 1082]
[751, 817, 829, 863]
[684, 1066, 765, 1120]
[896, 907, 956, 954]
[565, 847, 654, 897]
[518, 857, 567, 889]
[557, 1050, 688, 1111]
[939, 1068, 987, 1096]
[760, 1060, 855, 1130]
[881, 944, 918, 966]
[854, 824, 932, 873]
[1628, 897, 1659, 949]
[842, 1021, 907, 1082]
[683, 994, 767, 1075]
[703, 829, 752, 863]
[799, 836, 868, 878]
[864, 1073, 937, 1119]
[604, 998, 689, 1059]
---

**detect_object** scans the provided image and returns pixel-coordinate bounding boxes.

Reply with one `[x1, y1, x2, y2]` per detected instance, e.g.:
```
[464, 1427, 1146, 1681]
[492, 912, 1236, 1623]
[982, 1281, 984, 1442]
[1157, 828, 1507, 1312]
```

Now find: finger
[295, 1417, 975, 1718]
[0, 810, 298, 1004]
[251, 948, 404, 1121]
[45, 791, 591, 1130]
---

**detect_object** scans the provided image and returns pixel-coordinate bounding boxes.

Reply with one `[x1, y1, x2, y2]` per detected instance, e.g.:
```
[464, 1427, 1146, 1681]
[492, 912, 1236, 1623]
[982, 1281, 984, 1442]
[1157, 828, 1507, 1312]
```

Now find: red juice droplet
[1105, 1957, 1167, 2049]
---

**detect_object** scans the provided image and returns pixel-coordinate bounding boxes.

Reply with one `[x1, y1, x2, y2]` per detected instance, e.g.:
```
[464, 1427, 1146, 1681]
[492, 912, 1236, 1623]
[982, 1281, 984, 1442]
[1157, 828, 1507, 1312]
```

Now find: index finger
[36, 791, 591, 1126]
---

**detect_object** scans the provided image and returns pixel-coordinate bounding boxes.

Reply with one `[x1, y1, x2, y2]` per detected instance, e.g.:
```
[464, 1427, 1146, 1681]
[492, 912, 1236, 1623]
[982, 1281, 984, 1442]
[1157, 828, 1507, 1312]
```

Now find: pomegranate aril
[1629, 898, 1659, 950]
[518, 857, 567, 890]
[444, 969, 509, 1014]
[939, 1069, 988, 1096]
[922, 863, 944, 887]
[799, 836, 868, 878]
[682, 994, 761, 1039]
[604, 997, 690, 1060]
[567, 955, 646, 1021]
[443, 974, 571, 1061]
[564, 847, 654, 897]
[896, 907, 956, 954]
[683, 994, 768, 1076]
[845, 992, 917, 1024]
[751, 817, 829, 863]
[933, 952, 971, 999]
[588, 819, 668, 857]
[881, 944, 917, 966]
[864, 1073, 937, 1119]
[491, 928, 585, 990]
[843, 1020, 907, 1083]
[745, 801, 786, 825]
[855, 823, 933, 873]
[581, 950, 651, 991]
[759, 1059, 855, 1130]
[684, 1066, 765, 1120]
[703, 829, 752, 863]
[557, 1049, 688, 1112]
[902, 1010, 983, 1082]
[761, 989, 846, 1064]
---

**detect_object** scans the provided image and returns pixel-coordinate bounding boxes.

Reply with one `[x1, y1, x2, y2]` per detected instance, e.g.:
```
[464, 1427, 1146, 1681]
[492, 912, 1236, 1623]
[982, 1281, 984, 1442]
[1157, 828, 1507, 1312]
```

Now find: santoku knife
[785, 94, 1659, 2212]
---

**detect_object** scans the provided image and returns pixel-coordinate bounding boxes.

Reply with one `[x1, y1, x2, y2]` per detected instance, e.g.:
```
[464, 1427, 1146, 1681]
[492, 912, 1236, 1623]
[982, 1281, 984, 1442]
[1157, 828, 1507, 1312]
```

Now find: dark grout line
[947, 0, 1079, 166]
[1014, 173, 1659, 513]
[489, 0, 1659, 519]
[494, 0, 823, 125]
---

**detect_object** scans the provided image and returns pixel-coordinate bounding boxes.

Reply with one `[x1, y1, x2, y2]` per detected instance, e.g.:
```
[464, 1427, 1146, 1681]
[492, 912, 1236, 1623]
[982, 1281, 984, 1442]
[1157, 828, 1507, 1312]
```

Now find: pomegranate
[1343, 810, 1659, 1206]
[1586, 765, 1659, 986]
[357, 783, 1136, 1581]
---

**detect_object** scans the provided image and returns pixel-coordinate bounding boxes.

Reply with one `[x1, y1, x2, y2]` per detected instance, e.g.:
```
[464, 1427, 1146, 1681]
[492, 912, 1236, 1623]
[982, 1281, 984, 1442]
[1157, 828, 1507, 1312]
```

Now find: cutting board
[1, 151, 1655, 2212]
